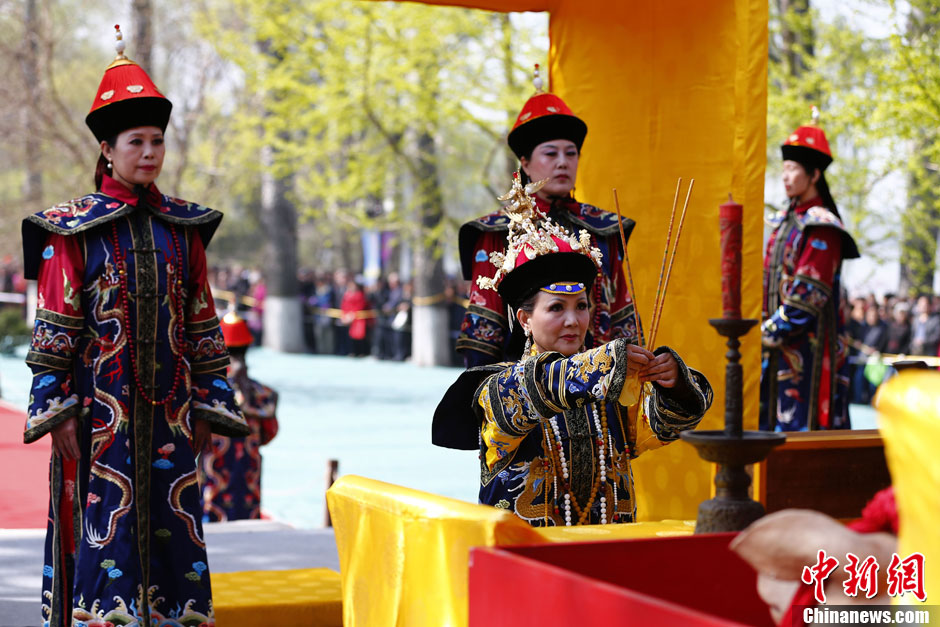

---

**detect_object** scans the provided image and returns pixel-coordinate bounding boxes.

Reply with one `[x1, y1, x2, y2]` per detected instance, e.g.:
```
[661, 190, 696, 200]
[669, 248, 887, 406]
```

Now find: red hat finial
[532, 63, 544, 93]
[113, 24, 127, 60]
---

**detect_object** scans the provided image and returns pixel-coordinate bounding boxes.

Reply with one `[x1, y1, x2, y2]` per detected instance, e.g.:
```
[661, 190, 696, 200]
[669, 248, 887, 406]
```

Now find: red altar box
[469, 532, 774, 627]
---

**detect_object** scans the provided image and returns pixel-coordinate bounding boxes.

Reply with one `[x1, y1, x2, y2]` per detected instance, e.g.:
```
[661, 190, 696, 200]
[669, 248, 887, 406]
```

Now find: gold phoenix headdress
[477, 172, 602, 305]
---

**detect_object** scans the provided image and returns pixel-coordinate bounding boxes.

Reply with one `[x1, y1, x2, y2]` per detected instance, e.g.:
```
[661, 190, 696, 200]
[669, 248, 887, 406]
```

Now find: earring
[523, 327, 533, 358]
[107, 161, 112, 169]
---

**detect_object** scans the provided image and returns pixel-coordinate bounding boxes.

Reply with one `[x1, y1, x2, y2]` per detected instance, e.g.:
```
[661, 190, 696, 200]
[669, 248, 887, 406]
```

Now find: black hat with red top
[507, 64, 588, 159]
[781, 106, 832, 172]
[85, 25, 172, 142]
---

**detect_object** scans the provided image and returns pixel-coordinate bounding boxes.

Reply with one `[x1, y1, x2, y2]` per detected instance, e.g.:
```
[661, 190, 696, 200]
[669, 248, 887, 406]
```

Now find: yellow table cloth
[327, 475, 693, 627]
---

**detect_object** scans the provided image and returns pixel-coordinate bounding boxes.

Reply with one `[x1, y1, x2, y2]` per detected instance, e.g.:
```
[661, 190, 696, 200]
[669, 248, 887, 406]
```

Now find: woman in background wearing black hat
[21, 27, 248, 627]
[435, 176, 712, 526]
[761, 109, 860, 432]
[200, 311, 279, 522]
[456, 66, 640, 368]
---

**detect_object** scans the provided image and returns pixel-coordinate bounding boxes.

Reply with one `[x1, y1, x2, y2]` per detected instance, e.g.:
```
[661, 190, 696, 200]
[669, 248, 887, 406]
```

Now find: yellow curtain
[393, 0, 768, 519]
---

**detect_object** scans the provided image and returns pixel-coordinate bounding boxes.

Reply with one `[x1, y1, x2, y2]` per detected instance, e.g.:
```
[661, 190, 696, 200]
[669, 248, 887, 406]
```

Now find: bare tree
[410, 126, 451, 366]
[23, 0, 42, 205]
[257, 42, 304, 352]
[132, 0, 154, 72]
[778, 0, 814, 79]
[259, 141, 304, 352]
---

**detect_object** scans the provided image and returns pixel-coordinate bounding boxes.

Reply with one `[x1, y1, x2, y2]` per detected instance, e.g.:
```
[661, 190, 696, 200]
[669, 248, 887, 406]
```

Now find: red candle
[719, 195, 743, 319]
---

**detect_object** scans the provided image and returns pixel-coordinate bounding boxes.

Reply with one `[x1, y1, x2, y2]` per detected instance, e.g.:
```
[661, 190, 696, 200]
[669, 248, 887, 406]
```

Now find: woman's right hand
[51, 417, 81, 461]
[625, 344, 654, 377]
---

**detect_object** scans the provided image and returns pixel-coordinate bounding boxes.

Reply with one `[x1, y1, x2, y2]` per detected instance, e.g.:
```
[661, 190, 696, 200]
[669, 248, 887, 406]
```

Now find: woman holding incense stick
[760, 109, 860, 432]
[456, 65, 639, 368]
[434, 175, 712, 525]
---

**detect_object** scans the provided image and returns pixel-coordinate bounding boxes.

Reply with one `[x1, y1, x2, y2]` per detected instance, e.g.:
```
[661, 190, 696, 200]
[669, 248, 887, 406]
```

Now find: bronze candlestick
[680, 319, 784, 532]
[679, 196, 784, 532]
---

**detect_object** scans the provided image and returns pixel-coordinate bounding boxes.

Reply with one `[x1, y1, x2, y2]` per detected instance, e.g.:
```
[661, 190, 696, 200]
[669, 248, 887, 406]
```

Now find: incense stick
[648, 178, 694, 349]
[648, 178, 682, 349]
[613, 189, 643, 346]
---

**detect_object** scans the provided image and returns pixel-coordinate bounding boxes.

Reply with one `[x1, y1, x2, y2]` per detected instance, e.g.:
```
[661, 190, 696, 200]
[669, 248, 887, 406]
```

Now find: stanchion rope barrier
[846, 337, 940, 367]
[212, 288, 469, 321]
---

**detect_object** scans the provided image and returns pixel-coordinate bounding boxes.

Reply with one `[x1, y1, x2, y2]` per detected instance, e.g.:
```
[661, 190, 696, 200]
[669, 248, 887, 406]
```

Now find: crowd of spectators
[208, 266, 469, 365]
[845, 292, 940, 404]
[0, 257, 27, 297]
[10, 255, 939, 378]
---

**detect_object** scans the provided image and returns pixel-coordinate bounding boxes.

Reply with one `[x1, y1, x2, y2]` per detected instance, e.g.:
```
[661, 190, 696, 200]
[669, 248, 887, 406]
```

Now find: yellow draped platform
[876, 371, 940, 606]
[209, 376, 937, 626]
[394, 0, 769, 521]
[327, 475, 693, 627]
[211, 568, 342, 626]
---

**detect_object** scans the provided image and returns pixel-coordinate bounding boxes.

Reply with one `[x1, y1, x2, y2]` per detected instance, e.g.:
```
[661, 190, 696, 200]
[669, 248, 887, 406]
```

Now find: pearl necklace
[591, 403, 608, 524]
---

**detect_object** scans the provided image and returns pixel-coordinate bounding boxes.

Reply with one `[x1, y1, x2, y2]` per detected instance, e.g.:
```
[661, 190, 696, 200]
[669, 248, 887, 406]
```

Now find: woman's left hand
[192, 419, 211, 454]
[639, 352, 679, 388]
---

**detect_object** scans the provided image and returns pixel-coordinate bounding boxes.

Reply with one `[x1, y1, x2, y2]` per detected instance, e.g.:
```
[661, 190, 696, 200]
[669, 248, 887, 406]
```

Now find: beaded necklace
[610, 403, 632, 523]
[542, 401, 613, 526]
[109, 216, 187, 407]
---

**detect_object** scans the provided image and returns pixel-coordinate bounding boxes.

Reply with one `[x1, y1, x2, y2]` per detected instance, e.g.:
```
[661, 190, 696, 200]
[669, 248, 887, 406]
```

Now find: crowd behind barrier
[0, 259, 30, 357]
[207, 266, 470, 366]
[0, 259, 27, 301]
[844, 292, 940, 405]
[3, 256, 939, 376]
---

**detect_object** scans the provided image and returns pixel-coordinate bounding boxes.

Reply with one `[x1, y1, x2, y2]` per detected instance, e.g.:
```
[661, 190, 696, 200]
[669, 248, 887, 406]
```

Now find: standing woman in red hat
[760, 108, 860, 432]
[456, 65, 640, 368]
[200, 312, 279, 521]
[20, 27, 248, 627]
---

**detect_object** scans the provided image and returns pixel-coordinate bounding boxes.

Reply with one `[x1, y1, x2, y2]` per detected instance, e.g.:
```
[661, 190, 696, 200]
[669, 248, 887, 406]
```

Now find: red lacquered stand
[469, 533, 774, 626]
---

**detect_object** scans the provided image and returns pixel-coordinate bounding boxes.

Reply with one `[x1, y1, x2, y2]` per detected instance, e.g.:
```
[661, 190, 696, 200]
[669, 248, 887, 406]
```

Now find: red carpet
[0, 400, 50, 529]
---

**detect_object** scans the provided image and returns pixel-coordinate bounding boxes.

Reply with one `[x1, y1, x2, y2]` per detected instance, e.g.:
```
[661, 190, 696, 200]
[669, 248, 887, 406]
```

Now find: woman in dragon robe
[760, 111, 860, 432]
[434, 175, 712, 526]
[200, 312, 279, 522]
[456, 65, 640, 367]
[21, 27, 248, 627]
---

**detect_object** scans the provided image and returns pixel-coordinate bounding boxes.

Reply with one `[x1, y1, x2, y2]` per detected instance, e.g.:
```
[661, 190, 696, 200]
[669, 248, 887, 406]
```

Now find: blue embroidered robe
[200, 377, 278, 521]
[760, 199, 860, 431]
[472, 340, 712, 526]
[21, 180, 249, 627]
